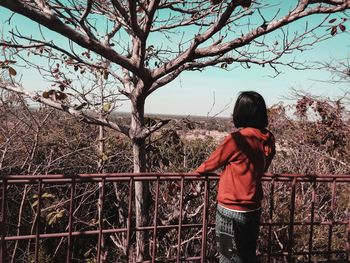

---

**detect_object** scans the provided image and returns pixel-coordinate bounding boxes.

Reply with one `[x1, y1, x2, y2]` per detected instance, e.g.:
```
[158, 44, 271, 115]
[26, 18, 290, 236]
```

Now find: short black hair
[232, 91, 268, 129]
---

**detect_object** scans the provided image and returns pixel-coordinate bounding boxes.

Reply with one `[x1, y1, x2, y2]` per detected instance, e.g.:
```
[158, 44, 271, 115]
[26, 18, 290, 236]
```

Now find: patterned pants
[216, 205, 261, 263]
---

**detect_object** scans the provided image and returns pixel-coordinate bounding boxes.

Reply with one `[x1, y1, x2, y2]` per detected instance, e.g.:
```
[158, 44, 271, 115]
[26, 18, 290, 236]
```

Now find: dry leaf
[8, 66, 16, 76]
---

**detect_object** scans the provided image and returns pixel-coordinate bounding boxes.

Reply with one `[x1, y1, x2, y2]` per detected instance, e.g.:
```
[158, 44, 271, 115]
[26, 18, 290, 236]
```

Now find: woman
[196, 91, 276, 263]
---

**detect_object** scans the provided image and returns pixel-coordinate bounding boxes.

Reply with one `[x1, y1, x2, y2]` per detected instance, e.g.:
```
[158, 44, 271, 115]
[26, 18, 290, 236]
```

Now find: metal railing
[0, 173, 349, 262]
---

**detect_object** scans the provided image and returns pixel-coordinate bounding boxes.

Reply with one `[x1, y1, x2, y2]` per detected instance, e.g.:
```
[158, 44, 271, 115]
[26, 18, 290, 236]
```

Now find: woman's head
[233, 91, 268, 129]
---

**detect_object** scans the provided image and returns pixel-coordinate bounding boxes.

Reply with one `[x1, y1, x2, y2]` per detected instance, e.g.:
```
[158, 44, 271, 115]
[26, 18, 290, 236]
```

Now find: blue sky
[0, 3, 349, 117]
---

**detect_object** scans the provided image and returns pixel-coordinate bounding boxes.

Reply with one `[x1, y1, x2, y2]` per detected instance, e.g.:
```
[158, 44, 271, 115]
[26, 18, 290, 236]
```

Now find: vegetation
[1, 90, 349, 262]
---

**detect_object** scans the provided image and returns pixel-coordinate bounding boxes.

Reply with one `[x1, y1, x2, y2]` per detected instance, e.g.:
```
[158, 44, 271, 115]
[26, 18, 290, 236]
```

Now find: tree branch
[0, 83, 130, 136]
[110, 0, 130, 26]
[143, 0, 161, 37]
[128, 0, 144, 39]
[79, 0, 92, 25]
[141, 119, 171, 138]
[151, 0, 243, 81]
[0, 0, 139, 75]
[194, 2, 350, 59]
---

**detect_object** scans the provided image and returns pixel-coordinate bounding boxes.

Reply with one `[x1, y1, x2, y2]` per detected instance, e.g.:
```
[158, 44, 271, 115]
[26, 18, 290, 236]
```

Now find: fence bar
[347, 212, 350, 261]
[260, 249, 346, 257]
[4, 222, 209, 242]
[151, 177, 160, 262]
[34, 180, 43, 263]
[2, 219, 348, 242]
[327, 179, 336, 262]
[308, 179, 316, 263]
[126, 178, 133, 261]
[287, 177, 297, 263]
[260, 221, 348, 227]
[2, 172, 350, 180]
[96, 178, 106, 263]
[66, 179, 76, 263]
[2, 219, 347, 241]
[176, 177, 184, 263]
[3, 175, 350, 185]
[0, 179, 7, 263]
[2, 172, 349, 181]
[267, 176, 275, 262]
[200, 178, 209, 263]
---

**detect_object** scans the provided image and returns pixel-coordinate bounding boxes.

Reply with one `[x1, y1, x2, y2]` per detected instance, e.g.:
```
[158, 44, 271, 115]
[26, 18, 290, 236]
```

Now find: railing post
[200, 177, 209, 263]
[327, 179, 336, 262]
[308, 179, 316, 263]
[97, 178, 106, 262]
[267, 176, 275, 263]
[126, 177, 133, 261]
[151, 177, 160, 262]
[34, 179, 43, 263]
[0, 179, 7, 263]
[176, 177, 184, 263]
[66, 178, 76, 263]
[287, 177, 297, 263]
[347, 211, 350, 261]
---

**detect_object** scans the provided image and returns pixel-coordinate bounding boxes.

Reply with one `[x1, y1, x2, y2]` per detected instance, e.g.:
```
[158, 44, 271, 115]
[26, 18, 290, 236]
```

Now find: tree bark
[130, 96, 151, 262]
[97, 124, 107, 262]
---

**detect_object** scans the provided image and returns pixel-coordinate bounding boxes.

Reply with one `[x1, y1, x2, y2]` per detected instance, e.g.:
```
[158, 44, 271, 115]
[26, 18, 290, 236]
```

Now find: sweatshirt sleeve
[264, 133, 276, 172]
[196, 133, 237, 173]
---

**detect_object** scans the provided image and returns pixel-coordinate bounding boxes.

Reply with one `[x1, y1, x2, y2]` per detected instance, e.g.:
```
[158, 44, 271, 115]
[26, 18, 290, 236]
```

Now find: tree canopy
[1, 1, 349, 133]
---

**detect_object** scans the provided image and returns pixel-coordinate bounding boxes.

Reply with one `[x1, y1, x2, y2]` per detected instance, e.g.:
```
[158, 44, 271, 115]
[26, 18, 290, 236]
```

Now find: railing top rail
[1, 173, 350, 181]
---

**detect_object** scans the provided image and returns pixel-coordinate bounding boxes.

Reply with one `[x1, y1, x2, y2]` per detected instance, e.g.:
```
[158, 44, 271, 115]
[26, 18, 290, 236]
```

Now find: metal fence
[0, 173, 349, 262]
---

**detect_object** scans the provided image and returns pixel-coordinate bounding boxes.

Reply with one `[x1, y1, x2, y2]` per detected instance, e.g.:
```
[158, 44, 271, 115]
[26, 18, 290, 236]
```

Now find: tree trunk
[97, 124, 107, 262]
[130, 97, 151, 262]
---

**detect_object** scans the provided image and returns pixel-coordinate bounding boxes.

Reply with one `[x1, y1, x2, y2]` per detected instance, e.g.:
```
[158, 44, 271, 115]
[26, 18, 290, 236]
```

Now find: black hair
[232, 91, 268, 129]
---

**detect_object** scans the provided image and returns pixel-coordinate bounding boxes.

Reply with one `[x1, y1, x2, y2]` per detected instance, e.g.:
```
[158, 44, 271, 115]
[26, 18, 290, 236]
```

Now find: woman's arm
[196, 133, 237, 173]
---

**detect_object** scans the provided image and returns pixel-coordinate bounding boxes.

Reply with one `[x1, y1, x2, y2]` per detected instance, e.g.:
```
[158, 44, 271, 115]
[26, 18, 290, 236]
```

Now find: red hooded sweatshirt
[196, 127, 275, 211]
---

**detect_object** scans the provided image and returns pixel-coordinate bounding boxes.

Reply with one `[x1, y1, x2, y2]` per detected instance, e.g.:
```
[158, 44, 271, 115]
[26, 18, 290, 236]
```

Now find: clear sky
[0, 2, 349, 118]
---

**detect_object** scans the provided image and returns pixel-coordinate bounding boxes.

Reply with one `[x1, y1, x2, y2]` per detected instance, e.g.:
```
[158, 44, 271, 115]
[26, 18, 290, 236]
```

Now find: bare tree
[1, 0, 350, 260]
[320, 57, 350, 85]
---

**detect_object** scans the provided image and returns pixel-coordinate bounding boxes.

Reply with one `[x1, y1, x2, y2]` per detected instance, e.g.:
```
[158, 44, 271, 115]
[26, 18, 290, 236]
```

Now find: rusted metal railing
[0, 173, 349, 262]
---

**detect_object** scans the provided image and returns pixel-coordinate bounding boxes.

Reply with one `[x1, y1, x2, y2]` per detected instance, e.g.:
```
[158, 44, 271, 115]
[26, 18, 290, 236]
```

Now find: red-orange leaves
[210, 0, 252, 9]
[210, 0, 223, 4]
[328, 17, 347, 36]
[331, 26, 338, 36]
[241, 0, 252, 9]
[339, 24, 346, 32]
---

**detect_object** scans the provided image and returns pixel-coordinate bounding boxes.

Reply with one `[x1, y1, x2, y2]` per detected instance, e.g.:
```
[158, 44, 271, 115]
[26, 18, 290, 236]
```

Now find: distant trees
[267, 92, 350, 175]
[1, 0, 350, 260]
